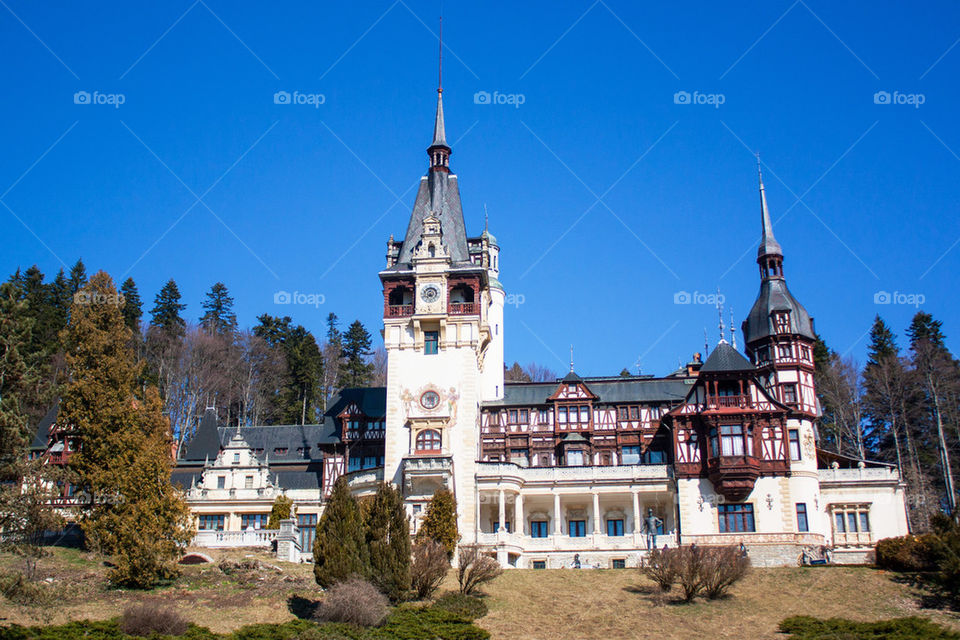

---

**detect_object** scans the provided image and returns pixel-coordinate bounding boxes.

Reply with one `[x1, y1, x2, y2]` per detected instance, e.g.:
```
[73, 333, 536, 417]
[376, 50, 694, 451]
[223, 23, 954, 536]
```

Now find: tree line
[2, 260, 386, 449]
[815, 311, 960, 531]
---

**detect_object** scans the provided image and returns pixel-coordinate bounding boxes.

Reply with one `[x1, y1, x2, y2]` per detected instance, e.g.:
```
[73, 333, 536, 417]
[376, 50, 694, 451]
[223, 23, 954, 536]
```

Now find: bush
[119, 602, 189, 637]
[876, 535, 938, 572]
[379, 608, 490, 640]
[643, 548, 679, 593]
[698, 546, 750, 599]
[0, 571, 51, 606]
[456, 546, 502, 596]
[675, 546, 705, 602]
[267, 495, 294, 530]
[315, 577, 389, 627]
[778, 615, 960, 639]
[411, 540, 450, 600]
[432, 592, 488, 620]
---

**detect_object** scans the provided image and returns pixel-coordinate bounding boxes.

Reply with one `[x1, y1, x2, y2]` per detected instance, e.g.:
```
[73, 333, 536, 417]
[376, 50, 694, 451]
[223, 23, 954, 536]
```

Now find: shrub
[267, 495, 294, 529]
[119, 602, 189, 636]
[675, 546, 705, 602]
[778, 615, 960, 639]
[411, 540, 450, 600]
[379, 608, 490, 640]
[456, 546, 503, 596]
[0, 570, 50, 606]
[875, 535, 938, 572]
[698, 546, 750, 599]
[417, 489, 459, 557]
[313, 478, 368, 588]
[315, 577, 389, 627]
[366, 483, 411, 603]
[432, 592, 489, 620]
[643, 548, 679, 593]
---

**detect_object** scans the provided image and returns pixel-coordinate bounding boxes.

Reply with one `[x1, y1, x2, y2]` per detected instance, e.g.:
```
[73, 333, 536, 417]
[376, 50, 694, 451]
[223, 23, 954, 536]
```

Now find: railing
[818, 467, 899, 483]
[475, 531, 675, 551]
[386, 304, 414, 317]
[448, 302, 477, 315]
[475, 462, 671, 484]
[707, 395, 750, 409]
[403, 456, 453, 473]
[192, 529, 279, 548]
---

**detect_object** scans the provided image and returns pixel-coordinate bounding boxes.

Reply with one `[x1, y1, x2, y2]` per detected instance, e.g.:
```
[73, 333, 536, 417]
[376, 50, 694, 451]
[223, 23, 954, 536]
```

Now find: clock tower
[379, 80, 504, 541]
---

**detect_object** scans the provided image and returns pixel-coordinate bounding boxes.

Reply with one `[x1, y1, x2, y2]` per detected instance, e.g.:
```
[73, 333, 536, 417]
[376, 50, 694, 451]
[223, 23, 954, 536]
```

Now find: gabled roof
[483, 377, 691, 408]
[700, 342, 756, 373]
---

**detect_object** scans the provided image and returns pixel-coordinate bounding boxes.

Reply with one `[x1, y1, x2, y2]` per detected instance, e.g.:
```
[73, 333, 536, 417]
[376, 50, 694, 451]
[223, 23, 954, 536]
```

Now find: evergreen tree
[326, 313, 342, 347]
[867, 315, 898, 369]
[266, 495, 293, 529]
[67, 258, 87, 294]
[199, 282, 237, 336]
[504, 362, 530, 382]
[254, 315, 324, 424]
[150, 279, 187, 337]
[120, 278, 143, 333]
[417, 488, 459, 557]
[813, 332, 833, 374]
[366, 483, 411, 601]
[341, 320, 374, 388]
[49, 269, 72, 330]
[61, 272, 192, 588]
[313, 477, 368, 587]
[619, 368, 632, 377]
[908, 311, 949, 353]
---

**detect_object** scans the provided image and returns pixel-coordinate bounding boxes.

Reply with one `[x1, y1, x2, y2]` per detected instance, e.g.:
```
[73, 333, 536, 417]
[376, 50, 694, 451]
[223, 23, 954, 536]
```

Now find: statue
[643, 508, 663, 550]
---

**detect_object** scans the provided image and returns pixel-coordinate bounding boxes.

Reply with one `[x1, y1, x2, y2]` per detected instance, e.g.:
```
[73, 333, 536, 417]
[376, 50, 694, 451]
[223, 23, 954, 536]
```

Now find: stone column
[275, 518, 300, 563]
[632, 491, 642, 544]
[514, 492, 524, 536]
[592, 492, 602, 535]
[498, 488, 506, 533]
[553, 492, 562, 535]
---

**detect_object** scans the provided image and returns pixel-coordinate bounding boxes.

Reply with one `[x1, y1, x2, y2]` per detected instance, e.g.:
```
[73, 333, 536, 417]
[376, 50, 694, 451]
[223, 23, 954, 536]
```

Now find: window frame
[796, 503, 808, 532]
[718, 503, 756, 533]
[415, 429, 442, 453]
[424, 330, 439, 355]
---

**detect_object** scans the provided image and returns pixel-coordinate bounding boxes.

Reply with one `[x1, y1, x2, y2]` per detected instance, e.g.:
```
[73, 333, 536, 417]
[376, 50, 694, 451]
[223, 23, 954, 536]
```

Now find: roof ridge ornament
[757, 153, 782, 259]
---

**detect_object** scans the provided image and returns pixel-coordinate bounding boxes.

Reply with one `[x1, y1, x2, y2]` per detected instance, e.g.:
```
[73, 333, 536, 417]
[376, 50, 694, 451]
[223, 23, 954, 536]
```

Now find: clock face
[420, 284, 440, 303]
[420, 390, 441, 410]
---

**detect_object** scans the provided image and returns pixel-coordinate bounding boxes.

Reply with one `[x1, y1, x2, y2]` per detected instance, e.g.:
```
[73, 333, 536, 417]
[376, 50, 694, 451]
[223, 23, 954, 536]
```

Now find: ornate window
[831, 505, 872, 546]
[718, 503, 755, 533]
[415, 429, 442, 452]
[773, 311, 791, 334]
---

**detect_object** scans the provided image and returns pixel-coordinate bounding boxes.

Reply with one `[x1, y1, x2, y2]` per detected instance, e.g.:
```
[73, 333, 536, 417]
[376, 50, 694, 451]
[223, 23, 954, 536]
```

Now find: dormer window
[773, 311, 791, 334]
[274, 448, 288, 455]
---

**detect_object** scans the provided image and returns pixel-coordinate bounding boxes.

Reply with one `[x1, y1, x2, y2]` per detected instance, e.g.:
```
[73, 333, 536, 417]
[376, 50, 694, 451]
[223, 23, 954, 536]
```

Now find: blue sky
[1, 1, 958, 376]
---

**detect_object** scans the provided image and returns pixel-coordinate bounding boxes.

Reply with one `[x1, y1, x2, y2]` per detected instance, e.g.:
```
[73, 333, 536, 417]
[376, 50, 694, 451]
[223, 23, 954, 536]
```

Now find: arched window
[416, 429, 442, 452]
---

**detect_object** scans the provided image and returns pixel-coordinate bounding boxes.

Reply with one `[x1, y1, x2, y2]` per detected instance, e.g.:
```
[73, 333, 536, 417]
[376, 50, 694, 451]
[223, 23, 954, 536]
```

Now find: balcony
[706, 395, 751, 410]
[706, 455, 760, 500]
[386, 304, 413, 318]
[402, 455, 453, 496]
[448, 302, 478, 315]
[192, 529, 278, 549]
[475, 462, 672, 488]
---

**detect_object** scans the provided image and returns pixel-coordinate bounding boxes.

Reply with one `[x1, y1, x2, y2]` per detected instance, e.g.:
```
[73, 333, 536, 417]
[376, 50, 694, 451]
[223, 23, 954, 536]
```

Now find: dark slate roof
[393, 172, 470, 267]
[483, 378, 691, 408]
[180, 408, 222, 461]
[31, 403, 58, 450]
[742, 278, 816, 344]
[171, 469, 201, 490]
[561, 432, 589, 443]
[700, 342, 756, 373]
[562, 370, 582, 383]
[275, 469, 322, 490]
[326, 387, 386, 419]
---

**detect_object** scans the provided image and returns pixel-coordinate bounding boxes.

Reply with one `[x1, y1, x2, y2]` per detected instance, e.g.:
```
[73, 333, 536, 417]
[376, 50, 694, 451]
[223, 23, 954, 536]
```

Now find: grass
[3, 549, 960, 639]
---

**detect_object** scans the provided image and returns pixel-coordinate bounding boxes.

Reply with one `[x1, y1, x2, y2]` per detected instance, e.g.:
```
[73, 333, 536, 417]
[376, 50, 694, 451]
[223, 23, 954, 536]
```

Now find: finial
[437, 15, 443, 94]
[484, 203, 489, 232]
[570, 344, 575, 373]
[717, 295, 727, 344]
[635, 355, 642, 375]
[704, 328, 709, 357]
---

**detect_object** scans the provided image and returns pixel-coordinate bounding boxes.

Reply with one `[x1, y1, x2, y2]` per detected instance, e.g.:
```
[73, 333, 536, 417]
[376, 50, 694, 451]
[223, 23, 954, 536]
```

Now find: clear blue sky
[2, 1, 958, 376]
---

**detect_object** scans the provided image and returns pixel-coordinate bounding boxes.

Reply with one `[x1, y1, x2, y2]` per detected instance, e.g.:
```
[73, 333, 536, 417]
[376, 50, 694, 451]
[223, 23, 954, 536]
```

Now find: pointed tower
[741, 162, 823, 533]
[379, 38, 505, 547]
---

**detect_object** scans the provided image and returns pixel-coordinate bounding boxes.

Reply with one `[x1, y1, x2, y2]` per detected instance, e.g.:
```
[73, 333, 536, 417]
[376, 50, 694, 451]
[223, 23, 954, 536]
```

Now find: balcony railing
[386, 304, 413, 317]
[192, 529, 278, 548]
[448, 302, 478, 315]
[707, 395, 750, 409]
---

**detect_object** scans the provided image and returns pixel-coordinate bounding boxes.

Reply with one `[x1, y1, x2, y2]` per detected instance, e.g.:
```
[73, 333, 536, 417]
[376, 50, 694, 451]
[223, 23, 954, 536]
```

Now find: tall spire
[428, 16, 450, 170]
[757, 154, 782, 259]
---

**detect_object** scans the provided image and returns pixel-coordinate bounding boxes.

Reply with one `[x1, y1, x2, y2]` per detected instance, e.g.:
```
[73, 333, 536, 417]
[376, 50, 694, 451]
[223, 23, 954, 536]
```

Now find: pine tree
[341, 320, 374, 388]
[908, 311, 949, 353]
[254, 315, 324, 424]
[866, 315, 898, 369]
[313, 477, 368, 587]
[150, 279, 187, 337]
[266, 495, 293, 529]
[61, 272, 192, 588]
[417, 488, 458, 557]
[120, 278, 143, 333]
[67, 258, 87, 294]
[366, 483, 411, 601]
[199, 282, 237, 336]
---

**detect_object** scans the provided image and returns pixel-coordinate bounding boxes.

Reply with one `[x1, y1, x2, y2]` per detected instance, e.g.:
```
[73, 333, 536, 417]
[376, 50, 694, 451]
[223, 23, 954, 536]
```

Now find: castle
[33, 79, 910, 568]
